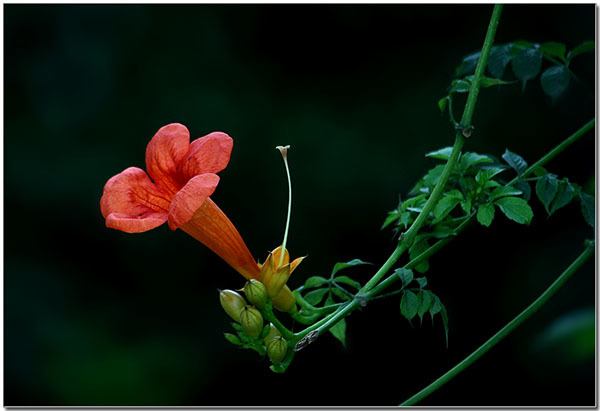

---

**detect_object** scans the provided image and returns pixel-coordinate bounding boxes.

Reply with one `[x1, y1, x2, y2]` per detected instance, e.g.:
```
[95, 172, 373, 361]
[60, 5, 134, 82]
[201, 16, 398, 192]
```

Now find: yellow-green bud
[266, 336, 288, 364]
[219, 290, 247, 322]
[263, 323, 282, 346]
[239, 305, 263, 338]
[244, 279, 268, 309]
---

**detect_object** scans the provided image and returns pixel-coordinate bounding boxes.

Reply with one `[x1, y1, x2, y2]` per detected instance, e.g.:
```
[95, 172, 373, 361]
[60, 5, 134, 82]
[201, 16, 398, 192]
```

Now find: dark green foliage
[502, 149, 528, 176]
[540, 66, 570, 98]
[488, 44, 512, 78]
[331, 259, 370, 277]
[400, 290, 419, 321]
[536, 174, 559, 214]
[495, 196, 533, 224]
[549, 178, 575, 215]
[477, 203, 495, 227]
[395, 268, 414, 288]
[304, 276, 329, 289]
[579, 192, 595, 228]
[329, 318, 347, 347]
[540, 42, 567, 62]
[512, 48, 543, 81]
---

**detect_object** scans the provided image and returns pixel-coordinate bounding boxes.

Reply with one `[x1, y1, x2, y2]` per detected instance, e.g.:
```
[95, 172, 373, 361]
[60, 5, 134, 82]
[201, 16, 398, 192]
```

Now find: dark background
[5, 4, 596, 406]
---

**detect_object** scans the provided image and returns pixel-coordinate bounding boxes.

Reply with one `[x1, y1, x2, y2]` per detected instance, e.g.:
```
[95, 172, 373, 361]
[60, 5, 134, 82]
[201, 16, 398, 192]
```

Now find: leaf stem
[507, 118, 595, 186]
[399, 242, 594, 406]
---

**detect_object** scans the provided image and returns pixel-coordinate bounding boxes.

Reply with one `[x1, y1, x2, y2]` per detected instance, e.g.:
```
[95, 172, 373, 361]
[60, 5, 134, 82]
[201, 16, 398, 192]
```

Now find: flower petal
[290, 256, 305, 274]
[271, 246, 290, 268]
[100, 167, 171, 218]
[168, 173, 220, 230]
[180, 198, 261, 280]
[105, 212, 168, 233]
[181, 132, 233, 180]
[145, 123, 190, 195]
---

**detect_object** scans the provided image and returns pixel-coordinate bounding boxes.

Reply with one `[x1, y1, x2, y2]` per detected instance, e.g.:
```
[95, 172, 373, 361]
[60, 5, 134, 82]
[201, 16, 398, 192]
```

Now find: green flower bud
[244, 279, 268, 309]
[219, 290, 247, 323]
[266, 336, 288, 364]
[263, 323, 282, 346]
[240, 305, 263, 338]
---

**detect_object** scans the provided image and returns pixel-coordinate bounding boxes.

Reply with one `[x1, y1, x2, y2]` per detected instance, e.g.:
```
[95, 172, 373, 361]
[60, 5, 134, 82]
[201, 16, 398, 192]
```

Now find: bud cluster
[218, 280, 289, 365]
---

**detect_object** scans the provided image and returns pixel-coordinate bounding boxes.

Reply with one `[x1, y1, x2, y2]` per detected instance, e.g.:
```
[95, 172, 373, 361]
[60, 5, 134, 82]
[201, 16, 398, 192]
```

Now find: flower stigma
[276, 145, 292, 267]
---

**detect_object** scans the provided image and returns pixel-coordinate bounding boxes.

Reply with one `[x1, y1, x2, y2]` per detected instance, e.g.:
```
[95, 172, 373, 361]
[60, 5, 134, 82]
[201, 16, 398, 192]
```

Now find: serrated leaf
[540, 42, 567, 62]
[536, 174, 559, 214]
[461, 152, 494, 168]
[425, 147, 453, 160]
[329, 318, 347, 347]
[416, 277, 428, 289]
[580, 192, 595, 228]
[488, 44, 512, 78]
[224, 333, 242, 346]
[512, 47, 542, 81]
[495, 196, 534, 224]
[475, 167, 505, 185]
[304, 288, 328, 305]
[430, 295, 442, 317]
[567, 41, 594, 61]
[400, 212, 412, 229]
[490, 186, 523, 202]
[438, 97, 449, 113]
[433, 196, 461, 221]
[541, 66, 570, 98]
[423, 164, 446, 187]
[515, 180, 532, 201]
[400, 290, 419, 321]
[461, 198, 472, 214]
[456, 51, 480, 76]
[417, 290, 434, 323]
[533, 166, 549, 177]
[335, 275, 361, 290]
[477, 203, 495, 227]
[549, 179, 575, 215]
[395, 268, 414, 288]
[331, 259, 370, 277]
[432, 224, 456, 239]
[502, 149, 528, 176]
[304, 276, 329, 289]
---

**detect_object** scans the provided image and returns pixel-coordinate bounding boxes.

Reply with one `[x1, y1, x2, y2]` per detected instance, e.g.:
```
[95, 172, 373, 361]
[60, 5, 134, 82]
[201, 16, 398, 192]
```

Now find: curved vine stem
[400, 242, 594, 406]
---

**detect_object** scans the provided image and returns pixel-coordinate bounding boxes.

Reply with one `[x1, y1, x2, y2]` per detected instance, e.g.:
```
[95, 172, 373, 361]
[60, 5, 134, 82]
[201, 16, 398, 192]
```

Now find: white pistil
[276, 145, 292, 267]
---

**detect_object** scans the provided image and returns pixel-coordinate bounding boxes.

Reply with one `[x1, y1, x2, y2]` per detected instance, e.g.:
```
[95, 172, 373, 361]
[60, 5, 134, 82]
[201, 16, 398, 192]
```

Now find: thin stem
[400, 243, 594, 406]
[507, 118, 595, 186]
[262, 300, 294, 340]
[276, 146, 293, 267]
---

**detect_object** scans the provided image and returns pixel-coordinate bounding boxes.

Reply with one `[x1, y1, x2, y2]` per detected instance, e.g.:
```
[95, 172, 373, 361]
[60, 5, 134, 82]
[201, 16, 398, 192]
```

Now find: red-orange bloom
[100, 123, 261, 280]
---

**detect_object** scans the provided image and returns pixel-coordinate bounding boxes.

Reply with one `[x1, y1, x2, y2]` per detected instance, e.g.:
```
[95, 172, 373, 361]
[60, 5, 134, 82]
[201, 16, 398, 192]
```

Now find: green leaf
[432, 224, 457, 239]
[415, 277, 428, 289]
[433, 196, 461, 221]
[515, 180, 532, 201]
[400, 212, 412, 229]
[474, 75, 515, 88]
[475, 167, 505, 185]
[329, 318, 347, 347]
[425, 147, 453, 160]
[260, 324, 271, 339]
[511, 47, 542, 81]
[540, 66, 570, 98]
[460, 199, 472, 214]
[456, 51, 480, 76]
[477, 203, 495, 227]
[395, 268, 414, 288]
[536, 174, 559, 214]
[540, 41, 567, 62]
[488, 44, 512, 78]
[579, 192, 595, 228]
[450, 78, 472, 94]
[330, 287, 352, 301]
[430, 295, 442, 317]
[549, 179, 575, 215]
[400, 290, 419, 321]
[440, 304, 449, 347]
[331, 259, 370, 277]
[533, 166, 549, 177]
[409, 237, 430, 273]
[438, 97, 449, 113]
[502, 149, 528, 176]
[423, 164, 446, 187]
[381, 210, 400, 230]
[335, 275, 361, 290]
[495, 196, 534, 224]
[304, 276, 329, 289]
[417, 290, 434, 324]
[231, 323, 244, 332]
[567, 41, 594, 61]
[224, 333, 242, 346]
[461, 152, 493, 168]
[304, 288, 328, 305]
[490, 186, 523, 202]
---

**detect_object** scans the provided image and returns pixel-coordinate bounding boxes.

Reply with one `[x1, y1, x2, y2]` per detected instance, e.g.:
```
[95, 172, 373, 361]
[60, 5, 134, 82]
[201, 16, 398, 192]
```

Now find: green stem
[262, 300, 294, 340]
[400, 243, 594, 406]
[507, 118, 595, 185]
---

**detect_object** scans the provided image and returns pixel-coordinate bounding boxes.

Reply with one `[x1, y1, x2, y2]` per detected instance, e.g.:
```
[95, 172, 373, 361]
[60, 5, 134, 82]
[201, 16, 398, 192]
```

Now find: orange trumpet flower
[100, 123, 260, 280]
